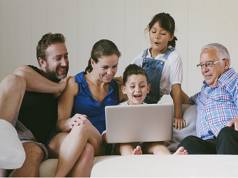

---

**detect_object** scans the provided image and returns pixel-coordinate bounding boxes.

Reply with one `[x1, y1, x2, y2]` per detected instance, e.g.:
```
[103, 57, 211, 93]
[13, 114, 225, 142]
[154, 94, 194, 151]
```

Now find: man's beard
[45, 67, 66, 83]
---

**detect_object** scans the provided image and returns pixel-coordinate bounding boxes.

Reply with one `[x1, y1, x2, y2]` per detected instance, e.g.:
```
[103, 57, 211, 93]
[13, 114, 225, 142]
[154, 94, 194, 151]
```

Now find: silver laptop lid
[105, 103, 173, 143]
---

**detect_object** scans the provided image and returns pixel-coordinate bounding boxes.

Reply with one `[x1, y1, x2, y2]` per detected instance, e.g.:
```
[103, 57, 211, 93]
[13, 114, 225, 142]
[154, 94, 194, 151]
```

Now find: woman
[47, 39, 126, 177]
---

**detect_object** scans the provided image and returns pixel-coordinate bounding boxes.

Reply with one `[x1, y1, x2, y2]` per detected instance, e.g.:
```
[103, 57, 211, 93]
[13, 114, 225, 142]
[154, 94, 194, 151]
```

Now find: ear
[38, 57, 46, 67]
[121, 85, 127, 94]
[91, 58, 96, 69]
[147, 84, 151, 94]
[224, 58, 230, 70]
[169, 34, 174, 41]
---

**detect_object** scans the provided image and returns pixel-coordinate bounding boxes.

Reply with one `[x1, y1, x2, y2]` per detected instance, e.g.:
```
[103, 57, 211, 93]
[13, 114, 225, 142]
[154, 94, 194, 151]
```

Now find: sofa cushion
[39, 159, 58, 177]
[0, 119, 25, 169]
[168, 104, 197, 152]
[91, 155, 238, 177]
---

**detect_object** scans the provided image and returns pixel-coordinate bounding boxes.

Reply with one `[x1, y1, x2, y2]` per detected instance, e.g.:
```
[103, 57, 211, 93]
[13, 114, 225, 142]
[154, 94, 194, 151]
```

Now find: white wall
[0, 0, 238, 103]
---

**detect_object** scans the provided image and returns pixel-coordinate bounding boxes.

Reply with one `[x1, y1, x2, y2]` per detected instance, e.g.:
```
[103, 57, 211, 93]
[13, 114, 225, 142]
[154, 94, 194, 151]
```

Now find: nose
[107, 68, 113, 75]
[201, 65, 209, 73]
[135, 85, 140, 91]
[155, 32, 160, 39]
[61, 58, 68, 66]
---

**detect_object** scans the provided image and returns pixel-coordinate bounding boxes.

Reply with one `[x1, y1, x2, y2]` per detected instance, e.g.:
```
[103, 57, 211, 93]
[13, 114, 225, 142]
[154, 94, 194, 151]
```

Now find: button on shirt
[189, 68, 238, 140]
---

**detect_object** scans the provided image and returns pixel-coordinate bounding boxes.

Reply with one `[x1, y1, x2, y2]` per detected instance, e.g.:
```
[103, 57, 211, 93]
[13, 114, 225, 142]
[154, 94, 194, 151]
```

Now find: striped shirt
[189, 68, 238, 140]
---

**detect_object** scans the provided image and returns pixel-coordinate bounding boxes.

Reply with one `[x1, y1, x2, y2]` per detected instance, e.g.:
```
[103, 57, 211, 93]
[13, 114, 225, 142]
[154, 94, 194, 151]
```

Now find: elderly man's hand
[226, 116, 238, 131]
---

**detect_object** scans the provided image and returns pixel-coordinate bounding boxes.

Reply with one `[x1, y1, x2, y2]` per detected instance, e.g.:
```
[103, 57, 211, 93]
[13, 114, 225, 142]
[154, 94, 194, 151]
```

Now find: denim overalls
[142, 47, 175, 104]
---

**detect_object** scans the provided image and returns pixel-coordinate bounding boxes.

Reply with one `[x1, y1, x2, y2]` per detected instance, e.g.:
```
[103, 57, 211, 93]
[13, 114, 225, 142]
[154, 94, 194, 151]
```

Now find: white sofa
[3, 104, 237, 177]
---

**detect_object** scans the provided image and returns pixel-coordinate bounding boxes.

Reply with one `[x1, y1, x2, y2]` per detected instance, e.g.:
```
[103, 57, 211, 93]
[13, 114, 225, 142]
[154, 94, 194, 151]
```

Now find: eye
[206, 62, 213, 67]
[112, 65, 118, 68]
[64, 55, 68, 59]
[161, 33, 165, 35]
[130, 85, 135, 88]
[103, 66, 108, 69]
[152, 31, 156, 33]
[140, 85, 145, 88]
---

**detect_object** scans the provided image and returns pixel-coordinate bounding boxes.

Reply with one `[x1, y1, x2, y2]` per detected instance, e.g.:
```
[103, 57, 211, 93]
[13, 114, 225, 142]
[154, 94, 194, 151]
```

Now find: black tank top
[18, 65, 58, 145]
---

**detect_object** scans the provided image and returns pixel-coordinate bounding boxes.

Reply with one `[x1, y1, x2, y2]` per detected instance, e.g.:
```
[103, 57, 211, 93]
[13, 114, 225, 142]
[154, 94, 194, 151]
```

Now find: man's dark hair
[36, 33, 66, 65]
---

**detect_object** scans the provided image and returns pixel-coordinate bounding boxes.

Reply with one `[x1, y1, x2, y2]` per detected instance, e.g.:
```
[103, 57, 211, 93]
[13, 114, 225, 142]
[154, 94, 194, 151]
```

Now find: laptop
[105, 103, 173, 143]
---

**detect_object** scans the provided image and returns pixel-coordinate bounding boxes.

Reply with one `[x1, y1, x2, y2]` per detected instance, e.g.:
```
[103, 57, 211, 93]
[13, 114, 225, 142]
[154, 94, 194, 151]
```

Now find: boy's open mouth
[133, 94, 142, 99]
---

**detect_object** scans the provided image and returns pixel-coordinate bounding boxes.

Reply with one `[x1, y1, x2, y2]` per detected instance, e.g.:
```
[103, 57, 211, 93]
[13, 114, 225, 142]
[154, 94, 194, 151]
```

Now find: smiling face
[200, 48, 229, 87]
[149, 21, 174, 57]
[91, 54, 119, 83]
[40, 43, 69, 82]
[122, 74, 150, 105]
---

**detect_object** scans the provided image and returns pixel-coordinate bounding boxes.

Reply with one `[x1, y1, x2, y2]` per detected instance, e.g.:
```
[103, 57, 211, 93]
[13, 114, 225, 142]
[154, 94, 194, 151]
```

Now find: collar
[77, 72, 117, 96]
[146, 46, 173, 59]
[203, 68, 235, 87]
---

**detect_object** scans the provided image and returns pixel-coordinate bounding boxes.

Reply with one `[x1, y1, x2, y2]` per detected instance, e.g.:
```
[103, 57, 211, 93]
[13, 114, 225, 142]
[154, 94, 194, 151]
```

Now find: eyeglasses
[197, 58, 225, 70]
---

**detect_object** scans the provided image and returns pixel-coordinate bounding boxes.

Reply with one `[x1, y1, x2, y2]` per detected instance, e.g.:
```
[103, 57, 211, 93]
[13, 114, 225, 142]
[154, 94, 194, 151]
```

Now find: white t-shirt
[119, 101, 147, 105]
[130, 46, 183, 96]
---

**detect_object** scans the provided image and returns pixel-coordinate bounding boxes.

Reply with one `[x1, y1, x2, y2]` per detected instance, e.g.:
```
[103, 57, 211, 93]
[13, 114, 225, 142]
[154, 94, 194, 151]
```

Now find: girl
[47, 39, 126, 177]
[116, 12, 185, 130]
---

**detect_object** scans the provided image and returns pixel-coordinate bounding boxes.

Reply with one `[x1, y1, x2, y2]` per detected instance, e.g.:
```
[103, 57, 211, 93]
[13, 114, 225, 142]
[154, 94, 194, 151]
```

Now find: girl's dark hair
[145, 12, 177, 47]
[85, 39, 121, 73]
[123, 64, 148, 86]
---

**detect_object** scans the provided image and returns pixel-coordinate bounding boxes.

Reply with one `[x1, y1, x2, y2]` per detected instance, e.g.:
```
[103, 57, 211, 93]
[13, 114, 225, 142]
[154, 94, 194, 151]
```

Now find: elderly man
[178, 43, 238, 154]
[0, 33, 93, 176]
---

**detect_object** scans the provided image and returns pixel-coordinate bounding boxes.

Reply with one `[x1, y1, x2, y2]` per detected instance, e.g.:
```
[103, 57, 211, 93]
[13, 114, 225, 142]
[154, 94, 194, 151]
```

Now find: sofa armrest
[168, 104, 197, 152]
[0, 168, 6, 177]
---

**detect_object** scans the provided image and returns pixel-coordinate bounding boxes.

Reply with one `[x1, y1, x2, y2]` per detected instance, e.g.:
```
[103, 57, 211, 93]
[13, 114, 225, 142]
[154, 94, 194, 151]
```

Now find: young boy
[104, 64, 188, 155]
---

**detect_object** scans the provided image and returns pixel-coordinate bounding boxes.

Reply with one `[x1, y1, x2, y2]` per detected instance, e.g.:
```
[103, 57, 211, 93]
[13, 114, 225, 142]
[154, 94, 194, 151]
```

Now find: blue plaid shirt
[189, 68, 238, 140]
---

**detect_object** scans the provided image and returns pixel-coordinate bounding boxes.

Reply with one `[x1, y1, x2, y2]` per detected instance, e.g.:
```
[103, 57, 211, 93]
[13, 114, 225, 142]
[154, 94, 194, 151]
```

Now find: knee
[217, 126, 238, 142]
[1, 74, 26, 92]
[23, 143, 44, 163]
[219, 126, 234, 137]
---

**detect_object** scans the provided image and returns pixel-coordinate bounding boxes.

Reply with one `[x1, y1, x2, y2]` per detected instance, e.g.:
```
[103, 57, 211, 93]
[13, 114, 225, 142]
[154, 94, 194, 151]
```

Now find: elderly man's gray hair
[202, 43, 230, 61]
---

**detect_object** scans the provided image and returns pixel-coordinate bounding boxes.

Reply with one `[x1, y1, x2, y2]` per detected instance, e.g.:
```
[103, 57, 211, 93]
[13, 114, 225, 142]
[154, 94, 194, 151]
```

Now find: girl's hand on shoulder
[68, 113, 87, 129]
[173, 117, 186, 130]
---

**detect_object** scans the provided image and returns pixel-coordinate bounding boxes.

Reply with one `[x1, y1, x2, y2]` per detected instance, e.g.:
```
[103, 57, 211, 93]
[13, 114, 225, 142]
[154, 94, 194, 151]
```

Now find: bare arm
[56, 77, 87, 132]
[14, 65, 70, 96]
[170, 84, 186, 130]
[182, 90, 190, 104]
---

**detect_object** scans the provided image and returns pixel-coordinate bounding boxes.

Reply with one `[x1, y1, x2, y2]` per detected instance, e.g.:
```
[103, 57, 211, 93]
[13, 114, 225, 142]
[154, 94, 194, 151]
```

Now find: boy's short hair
[122, 64, 148, 86]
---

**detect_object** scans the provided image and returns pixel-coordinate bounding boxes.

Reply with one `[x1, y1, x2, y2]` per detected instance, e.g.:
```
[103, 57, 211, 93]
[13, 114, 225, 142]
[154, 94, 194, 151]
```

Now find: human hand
[226, 116, 238, 131]
[102, 133, 108, 145]
[173, 117, 186, 130]
[68, 113, 87, 129]
[54, 76, 71, 98]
